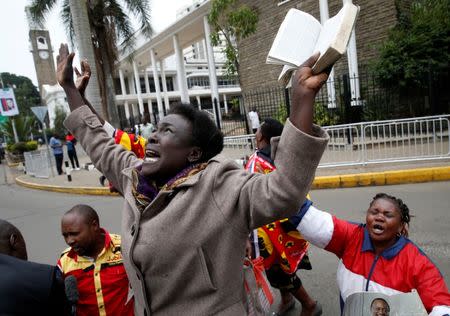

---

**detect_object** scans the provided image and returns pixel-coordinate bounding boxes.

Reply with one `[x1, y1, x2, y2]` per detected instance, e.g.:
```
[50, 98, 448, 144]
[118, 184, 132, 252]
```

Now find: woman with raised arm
[56, 43, 329, 316]
[291, 194, 450, 315]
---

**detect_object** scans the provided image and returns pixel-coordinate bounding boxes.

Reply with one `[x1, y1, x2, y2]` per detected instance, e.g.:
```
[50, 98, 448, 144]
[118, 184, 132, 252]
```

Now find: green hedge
[7, 141, 38, 154]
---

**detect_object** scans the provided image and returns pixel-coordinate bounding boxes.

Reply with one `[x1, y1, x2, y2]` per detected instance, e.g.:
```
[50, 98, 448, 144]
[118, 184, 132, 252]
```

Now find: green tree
[0, 116, 38, 144]
[29, 0, 152, 127]
[371, 0, 450, 87]
[0, 72, 41, 117]
[208, 0, 258, 81]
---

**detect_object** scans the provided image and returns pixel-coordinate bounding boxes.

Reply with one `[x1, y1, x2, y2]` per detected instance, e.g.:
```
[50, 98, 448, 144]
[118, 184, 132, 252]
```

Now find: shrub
[9, 142, 28, 154]
[26, 141, 38, 151]
[314, 103, 340, 127]
[276, 102, 288, 124]
[7, 141, 38, 154]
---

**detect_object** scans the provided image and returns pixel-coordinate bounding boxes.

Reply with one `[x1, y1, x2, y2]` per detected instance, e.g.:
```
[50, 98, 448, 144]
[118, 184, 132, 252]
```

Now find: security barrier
[24, 150, 53, 178]
[224, 115, 450, 168]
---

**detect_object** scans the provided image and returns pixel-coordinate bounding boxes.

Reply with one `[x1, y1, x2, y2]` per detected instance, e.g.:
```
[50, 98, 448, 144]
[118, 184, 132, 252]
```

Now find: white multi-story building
[114, 0, 241, 127]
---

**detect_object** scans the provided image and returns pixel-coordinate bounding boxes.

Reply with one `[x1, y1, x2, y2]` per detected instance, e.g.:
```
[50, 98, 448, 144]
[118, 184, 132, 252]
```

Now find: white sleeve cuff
[103, 121, 116, 138]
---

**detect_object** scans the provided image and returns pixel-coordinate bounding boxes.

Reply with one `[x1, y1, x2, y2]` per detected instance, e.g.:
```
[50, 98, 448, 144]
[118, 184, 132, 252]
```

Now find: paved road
[1, 170, 449, 315]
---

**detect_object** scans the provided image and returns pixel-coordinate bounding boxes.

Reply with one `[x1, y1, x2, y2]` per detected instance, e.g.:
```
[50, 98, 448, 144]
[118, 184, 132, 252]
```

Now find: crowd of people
[1, 43, 449, 316]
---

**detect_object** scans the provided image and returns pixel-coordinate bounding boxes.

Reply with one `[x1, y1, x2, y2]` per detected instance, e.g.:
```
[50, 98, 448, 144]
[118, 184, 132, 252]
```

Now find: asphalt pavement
[1, 176, 449, 316]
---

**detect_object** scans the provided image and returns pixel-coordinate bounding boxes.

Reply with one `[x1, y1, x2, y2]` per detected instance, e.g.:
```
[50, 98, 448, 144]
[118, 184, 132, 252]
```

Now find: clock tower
[26, 7, 57, 96]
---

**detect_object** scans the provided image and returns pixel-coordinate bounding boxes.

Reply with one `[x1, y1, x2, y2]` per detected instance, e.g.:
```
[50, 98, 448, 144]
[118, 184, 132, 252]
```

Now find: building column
[144, 69, 150, 95]
[150, 49, 164, 118]
[124, 102, 130, 119]
[343, 0, 361, 106]
[203, 16, 221, 126]
[159, 60, 170, 113]
[196, 95, 201, 110]
[319, 0, 337, 108]
[119, 69, 127, 95]
[131, 103, 139, 124]
[118, 69, 130, 126]
[223, 94, 228, 114]
[144, 69, 154, 118]
[127, 75, 136, 121]
[173, 34, 189, 103]
[132, 60, 144, 115]
[347, 30, 361, 106]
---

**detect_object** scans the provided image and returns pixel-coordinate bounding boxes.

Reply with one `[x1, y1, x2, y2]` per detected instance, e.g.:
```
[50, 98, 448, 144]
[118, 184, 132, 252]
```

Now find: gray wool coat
[65, 105, 328, 316]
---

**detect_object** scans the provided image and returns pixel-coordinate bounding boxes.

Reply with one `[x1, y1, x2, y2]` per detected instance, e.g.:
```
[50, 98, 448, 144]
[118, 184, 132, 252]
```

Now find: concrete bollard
[65, 161, 72, 182]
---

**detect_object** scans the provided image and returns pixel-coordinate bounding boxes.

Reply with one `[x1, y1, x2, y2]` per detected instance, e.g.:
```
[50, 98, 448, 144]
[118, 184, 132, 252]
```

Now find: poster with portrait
[0, 88, 19, 116]
[342, 291, 427, 316]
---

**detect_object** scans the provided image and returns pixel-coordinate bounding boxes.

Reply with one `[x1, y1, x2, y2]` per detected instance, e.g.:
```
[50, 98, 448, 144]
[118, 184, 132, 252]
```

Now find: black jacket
[0, 254, 66, 316]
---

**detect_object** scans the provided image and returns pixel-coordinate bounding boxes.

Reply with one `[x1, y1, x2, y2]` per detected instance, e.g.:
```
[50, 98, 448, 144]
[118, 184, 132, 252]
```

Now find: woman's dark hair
[370, 193, 411, 224]
[260, 118, 284, 142]
[168, 103, 224, 162]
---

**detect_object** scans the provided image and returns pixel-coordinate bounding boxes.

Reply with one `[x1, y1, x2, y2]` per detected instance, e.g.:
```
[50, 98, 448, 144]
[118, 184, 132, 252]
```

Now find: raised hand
[55, 43, 84, 112]
[290, 53, 330, 135]
[292, 53, 330, 98]
[56, 43, 76, 89]
[74, 60, 91, 96]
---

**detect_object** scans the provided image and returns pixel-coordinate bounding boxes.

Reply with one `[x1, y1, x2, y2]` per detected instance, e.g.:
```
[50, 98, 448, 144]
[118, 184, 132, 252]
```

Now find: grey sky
[0, 0, 193, 86]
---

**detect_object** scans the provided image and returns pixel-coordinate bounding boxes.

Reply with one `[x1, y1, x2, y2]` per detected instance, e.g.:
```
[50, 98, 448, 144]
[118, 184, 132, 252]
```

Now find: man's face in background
[371, 298, 390, 316]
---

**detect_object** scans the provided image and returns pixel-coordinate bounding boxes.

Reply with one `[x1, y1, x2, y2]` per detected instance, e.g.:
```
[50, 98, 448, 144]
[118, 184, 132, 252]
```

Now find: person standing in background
[66, 132, 80, 170]
[245, 118, 321, 316]
[248, 107, 261, 133]
[50, 133, 64, 175]
[136, 113, 154, 140]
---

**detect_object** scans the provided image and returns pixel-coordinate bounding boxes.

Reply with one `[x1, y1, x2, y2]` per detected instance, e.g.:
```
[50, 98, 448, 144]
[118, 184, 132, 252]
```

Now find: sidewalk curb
[15, 176, 119, 196]
[311, 166, 450, 190]
[14, 166, 450, 195]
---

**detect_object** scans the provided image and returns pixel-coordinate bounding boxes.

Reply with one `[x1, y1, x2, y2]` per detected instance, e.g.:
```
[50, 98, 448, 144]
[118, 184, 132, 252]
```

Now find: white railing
[223, 115, 450, 167]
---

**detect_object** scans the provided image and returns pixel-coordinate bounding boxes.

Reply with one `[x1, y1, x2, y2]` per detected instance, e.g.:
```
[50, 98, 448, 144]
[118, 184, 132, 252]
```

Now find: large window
[139, 76, 175, 93]
[187, 76, 239, 89]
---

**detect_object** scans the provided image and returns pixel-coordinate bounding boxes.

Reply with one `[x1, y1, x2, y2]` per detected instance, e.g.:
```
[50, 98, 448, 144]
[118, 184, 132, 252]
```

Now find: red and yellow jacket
[245, 151, 309, 274]
[114, 129, 146, 159]
[57, 230, 134, 316]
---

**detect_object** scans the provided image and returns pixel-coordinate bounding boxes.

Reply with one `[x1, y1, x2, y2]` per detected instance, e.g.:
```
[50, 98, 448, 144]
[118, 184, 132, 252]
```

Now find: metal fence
[223, 114, 450, 168]
[239, 70, 449, 129]
[24, 150, 53, 178]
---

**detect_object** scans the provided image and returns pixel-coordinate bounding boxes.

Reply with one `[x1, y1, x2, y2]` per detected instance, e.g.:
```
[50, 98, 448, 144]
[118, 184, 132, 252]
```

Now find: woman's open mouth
[372, 224, 385, 235]
[145, 149, 160, 162]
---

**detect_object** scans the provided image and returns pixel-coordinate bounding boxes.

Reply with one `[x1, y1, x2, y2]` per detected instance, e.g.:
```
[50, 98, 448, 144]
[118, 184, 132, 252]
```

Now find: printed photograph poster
[0, 88, 19, 116]
[343, 290, 427, 316]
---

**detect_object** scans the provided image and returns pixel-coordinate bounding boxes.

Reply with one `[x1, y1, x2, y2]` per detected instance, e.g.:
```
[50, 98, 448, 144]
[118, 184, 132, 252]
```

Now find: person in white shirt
[136, 113, 154, 140]
[248, 107, 260, 133]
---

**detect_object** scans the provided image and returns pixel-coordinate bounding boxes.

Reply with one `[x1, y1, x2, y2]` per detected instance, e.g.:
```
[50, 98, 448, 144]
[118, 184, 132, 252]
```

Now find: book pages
[314, 7, 345, 56]
[266, 9, 322, 67]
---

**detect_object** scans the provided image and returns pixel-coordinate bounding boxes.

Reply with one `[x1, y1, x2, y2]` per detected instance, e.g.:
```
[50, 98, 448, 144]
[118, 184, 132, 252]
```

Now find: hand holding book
[267, 2, 360, 86]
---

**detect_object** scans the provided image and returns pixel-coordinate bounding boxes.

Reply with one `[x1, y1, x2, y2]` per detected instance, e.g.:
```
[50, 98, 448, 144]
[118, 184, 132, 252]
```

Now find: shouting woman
[56, 43, 329, 316]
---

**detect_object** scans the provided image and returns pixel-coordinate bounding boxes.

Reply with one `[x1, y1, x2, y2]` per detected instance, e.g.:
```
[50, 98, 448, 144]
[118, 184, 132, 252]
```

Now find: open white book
[267, 2, 360, 86]
[342, 290, 428, 316]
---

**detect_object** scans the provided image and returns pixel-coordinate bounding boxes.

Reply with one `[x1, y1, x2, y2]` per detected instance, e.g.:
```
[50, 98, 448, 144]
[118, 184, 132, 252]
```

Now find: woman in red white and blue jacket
[291, 193, 450, 315]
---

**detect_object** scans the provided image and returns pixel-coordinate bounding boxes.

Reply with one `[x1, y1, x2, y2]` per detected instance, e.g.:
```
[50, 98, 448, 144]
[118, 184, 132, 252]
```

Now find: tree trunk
[68, 0, 104, 117]
[96, 33, 120, 127]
